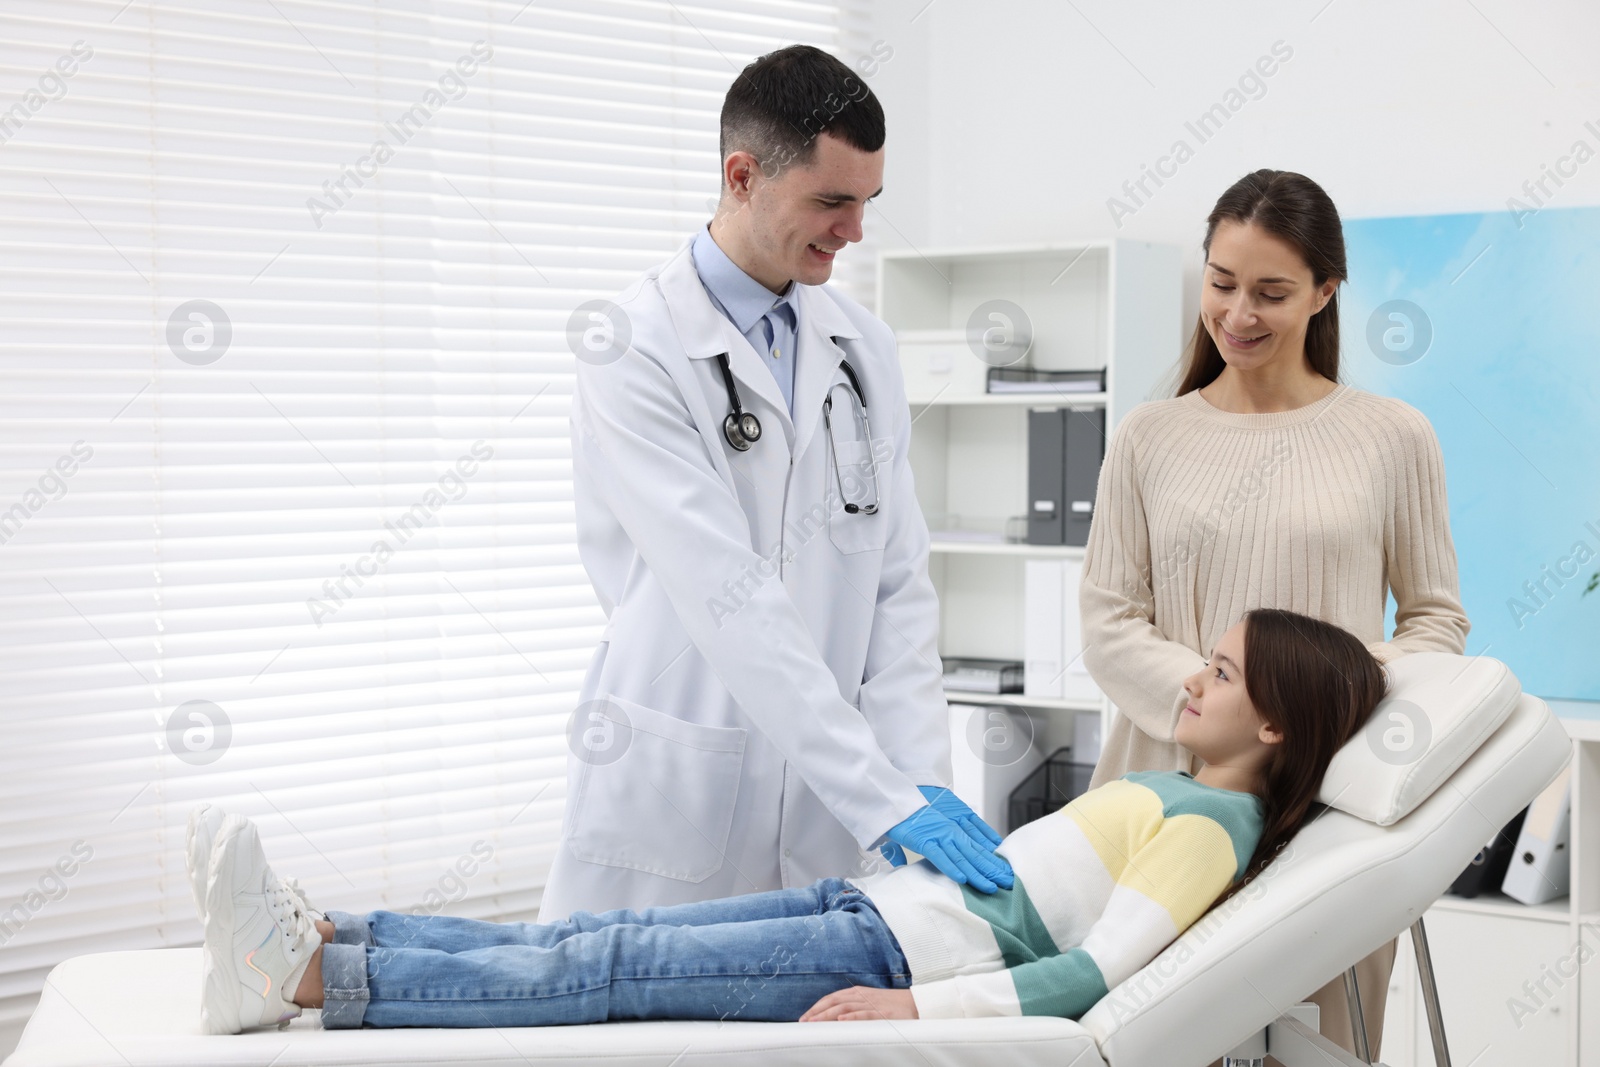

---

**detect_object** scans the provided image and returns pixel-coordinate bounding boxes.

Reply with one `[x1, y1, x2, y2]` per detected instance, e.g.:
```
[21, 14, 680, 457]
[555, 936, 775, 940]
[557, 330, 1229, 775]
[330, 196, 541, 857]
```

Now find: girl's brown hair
[1214, 607, 1387, 905]
[1175, 170, 1348, 397]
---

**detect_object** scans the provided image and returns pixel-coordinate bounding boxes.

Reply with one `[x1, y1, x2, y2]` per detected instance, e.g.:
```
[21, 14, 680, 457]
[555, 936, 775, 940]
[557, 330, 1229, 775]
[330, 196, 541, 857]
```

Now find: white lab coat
[537, 234, 951, 921]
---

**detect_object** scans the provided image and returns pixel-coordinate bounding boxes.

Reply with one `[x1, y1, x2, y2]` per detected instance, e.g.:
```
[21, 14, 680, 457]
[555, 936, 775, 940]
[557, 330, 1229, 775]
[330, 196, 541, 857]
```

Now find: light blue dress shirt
[690, 225, 799, 417]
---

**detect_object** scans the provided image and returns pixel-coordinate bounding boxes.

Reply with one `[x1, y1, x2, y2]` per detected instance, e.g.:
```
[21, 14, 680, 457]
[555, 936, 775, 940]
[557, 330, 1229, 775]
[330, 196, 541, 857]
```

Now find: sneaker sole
[186, 803, 227, 922]
[200, 814, 250, 1035]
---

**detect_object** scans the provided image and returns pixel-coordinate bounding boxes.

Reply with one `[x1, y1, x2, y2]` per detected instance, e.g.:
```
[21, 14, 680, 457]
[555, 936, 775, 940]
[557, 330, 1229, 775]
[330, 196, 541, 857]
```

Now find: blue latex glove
[880, 786, 1013, 881]
[880, 789, 1014, 893]
[916, 784, 1006, 852]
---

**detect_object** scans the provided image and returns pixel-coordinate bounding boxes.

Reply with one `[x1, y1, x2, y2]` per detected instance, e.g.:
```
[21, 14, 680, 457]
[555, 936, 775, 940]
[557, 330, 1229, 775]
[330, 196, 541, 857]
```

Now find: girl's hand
[799, 986, 918, 1021]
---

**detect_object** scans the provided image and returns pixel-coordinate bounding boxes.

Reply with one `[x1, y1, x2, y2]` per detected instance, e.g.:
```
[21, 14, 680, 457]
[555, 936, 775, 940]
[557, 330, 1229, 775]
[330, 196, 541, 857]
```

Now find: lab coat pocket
[827, 437, 890, 555]
[567, 694, 746, 882]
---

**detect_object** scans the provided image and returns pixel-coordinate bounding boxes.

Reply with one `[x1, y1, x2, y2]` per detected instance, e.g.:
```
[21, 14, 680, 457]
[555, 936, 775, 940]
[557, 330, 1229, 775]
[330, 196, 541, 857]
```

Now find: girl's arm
[800, 986, 917, 1021]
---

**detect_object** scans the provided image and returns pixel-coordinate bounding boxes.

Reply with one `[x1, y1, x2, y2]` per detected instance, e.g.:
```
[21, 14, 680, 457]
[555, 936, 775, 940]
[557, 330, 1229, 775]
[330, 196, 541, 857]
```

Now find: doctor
[540, 44, 1013, 922]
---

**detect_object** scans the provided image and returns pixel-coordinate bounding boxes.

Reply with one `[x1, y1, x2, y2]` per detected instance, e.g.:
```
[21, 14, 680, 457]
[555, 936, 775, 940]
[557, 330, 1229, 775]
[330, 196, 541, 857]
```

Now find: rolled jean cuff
[326, 908, 376, 948]
[318, 942, 370, 1030]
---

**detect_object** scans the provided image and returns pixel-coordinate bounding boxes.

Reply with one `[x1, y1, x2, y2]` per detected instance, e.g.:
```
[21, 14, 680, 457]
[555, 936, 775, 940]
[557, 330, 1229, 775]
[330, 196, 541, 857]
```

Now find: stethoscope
[713, 352, 880, 515]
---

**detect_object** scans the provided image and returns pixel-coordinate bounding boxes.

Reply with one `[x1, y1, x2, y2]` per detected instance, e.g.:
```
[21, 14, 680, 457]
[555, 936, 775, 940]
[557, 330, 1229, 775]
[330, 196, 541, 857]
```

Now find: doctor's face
[1201, 220, 1337, 370]
[723, 131, 884, 290]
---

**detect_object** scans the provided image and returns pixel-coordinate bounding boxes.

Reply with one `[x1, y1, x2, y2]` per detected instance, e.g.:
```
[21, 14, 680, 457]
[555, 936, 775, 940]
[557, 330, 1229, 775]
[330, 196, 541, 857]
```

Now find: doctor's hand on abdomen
[880, 788, 1014, 894]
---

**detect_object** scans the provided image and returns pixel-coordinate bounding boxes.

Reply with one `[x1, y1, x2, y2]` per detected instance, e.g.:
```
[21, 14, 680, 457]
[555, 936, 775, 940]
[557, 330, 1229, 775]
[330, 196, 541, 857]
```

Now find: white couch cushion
[8, 949, 1106, 1067]
[1317, 652, 1521, 826]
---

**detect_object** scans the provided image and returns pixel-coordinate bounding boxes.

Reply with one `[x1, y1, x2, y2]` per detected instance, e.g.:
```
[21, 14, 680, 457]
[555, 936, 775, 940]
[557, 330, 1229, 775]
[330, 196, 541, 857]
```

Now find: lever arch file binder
[1026, 410, 1065, 544]
[1026, 407, 1105, 547]
[1501, 764, 1571, 905]
[1063, 406, 1104, 548]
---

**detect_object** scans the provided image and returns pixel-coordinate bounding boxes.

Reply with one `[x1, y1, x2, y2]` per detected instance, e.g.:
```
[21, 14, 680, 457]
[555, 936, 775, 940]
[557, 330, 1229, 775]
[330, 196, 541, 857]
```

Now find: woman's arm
[1080, 414, 1207, 744]
[1369, 405, 1471, 664]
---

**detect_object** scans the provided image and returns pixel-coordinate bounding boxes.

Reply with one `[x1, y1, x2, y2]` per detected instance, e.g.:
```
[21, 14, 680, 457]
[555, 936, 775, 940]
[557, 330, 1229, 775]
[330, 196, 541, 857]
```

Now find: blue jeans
[319, 876, 911, 1028]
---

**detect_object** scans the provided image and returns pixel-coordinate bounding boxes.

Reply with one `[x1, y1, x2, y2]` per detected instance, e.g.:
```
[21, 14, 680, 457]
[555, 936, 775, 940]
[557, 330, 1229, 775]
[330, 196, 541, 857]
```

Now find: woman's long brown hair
[1174, 170, 1349, 397]
[1212, 608, 1387, 905]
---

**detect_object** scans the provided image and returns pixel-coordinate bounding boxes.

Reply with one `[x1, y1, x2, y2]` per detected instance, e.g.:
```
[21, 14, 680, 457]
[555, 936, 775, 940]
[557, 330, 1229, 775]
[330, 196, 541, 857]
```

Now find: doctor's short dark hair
[719, 44, 884, 178]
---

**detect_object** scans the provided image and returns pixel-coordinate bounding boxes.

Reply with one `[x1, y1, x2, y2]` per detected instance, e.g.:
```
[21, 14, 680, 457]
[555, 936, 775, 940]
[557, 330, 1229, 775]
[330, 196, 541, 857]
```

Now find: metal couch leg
[1244, 923, 1455, 1067]
[1411, 916, 1453, 1067]
[1343, 965, 1372, 1062]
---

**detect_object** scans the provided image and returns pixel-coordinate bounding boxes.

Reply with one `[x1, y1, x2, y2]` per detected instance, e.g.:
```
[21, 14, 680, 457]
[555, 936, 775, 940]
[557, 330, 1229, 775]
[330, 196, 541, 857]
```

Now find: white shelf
[880, 240, 1115, 262]
[1551, 699, 1600, 742]
[913, 391, 1108, 408]
[944, 689, 1103, 712]
[1431, 890, 1570, 924]
[929, 539, 1085, 559]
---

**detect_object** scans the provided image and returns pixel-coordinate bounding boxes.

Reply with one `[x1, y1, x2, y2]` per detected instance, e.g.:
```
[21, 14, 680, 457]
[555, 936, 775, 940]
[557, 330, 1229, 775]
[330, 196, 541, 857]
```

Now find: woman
[192, 608, 1383, 1034]
[1079, 169, 1471, 1057]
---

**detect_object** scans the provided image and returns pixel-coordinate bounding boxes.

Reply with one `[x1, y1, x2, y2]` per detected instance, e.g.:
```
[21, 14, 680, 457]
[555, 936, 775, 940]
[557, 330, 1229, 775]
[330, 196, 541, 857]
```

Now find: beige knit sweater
[1081, 381, 1471, 790]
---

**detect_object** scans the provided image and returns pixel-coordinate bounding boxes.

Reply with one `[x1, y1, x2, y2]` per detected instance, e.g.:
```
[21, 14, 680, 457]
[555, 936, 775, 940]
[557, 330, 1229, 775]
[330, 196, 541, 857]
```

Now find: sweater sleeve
[1078, 413, 1206, 743]
[1368, 406, 1471, 665]
[909, 811, 1243, 1019]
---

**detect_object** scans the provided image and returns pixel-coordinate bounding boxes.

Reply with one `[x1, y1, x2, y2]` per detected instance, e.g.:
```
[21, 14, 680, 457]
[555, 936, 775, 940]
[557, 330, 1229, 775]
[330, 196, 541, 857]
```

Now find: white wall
[866, 0, 1600, 348]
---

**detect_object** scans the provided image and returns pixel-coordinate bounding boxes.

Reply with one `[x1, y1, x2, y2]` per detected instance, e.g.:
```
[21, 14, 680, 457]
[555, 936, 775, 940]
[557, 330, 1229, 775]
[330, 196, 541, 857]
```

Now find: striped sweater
[851, 771, 1263, 1019]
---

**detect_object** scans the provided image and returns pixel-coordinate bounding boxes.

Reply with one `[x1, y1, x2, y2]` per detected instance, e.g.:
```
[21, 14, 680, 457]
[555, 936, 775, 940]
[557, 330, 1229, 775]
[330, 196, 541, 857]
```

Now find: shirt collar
[690, 224, 796, 334]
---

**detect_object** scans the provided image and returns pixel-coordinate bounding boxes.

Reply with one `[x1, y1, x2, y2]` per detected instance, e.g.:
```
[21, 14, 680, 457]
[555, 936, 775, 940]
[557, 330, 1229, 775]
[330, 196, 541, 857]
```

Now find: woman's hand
[800, 986, 918, 1022]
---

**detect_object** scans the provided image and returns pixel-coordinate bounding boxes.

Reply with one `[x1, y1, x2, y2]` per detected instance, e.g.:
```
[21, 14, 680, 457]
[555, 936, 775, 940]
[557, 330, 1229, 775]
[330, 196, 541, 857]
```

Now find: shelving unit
[1379, 705, 1599, 1067]
[878, 239, 1184, 768]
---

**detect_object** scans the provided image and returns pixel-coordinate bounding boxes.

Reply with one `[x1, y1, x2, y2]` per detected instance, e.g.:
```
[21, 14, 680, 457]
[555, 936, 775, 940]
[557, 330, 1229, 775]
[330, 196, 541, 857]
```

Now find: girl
[1078, 169, 1470, 1055]
[192, 607, 1383, 1034]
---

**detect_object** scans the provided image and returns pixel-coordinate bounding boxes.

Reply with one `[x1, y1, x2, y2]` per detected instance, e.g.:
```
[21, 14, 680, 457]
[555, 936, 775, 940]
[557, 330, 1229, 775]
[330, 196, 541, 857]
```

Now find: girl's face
[1200, 220, 1338, 369]
[1175, 620, 1282, 768]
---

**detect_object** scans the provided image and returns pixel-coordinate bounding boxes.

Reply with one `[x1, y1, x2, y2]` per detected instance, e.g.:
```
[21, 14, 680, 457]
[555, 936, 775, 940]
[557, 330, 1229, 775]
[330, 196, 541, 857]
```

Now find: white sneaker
[201, 814, 322, 1034]
[186, 804, 324, 925]
[185, 803, 228, 923]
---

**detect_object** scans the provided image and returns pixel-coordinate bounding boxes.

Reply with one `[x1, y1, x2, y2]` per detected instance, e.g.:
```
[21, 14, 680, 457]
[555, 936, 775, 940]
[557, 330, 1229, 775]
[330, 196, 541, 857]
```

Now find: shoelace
[263, 875, 325, 1032]
[266, 878, 322, 949]
[280, 876, 320, 917]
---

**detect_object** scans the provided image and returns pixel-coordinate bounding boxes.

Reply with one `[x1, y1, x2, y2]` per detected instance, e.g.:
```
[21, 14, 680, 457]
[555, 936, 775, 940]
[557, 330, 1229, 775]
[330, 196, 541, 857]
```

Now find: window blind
[0, 0, 876, 1046]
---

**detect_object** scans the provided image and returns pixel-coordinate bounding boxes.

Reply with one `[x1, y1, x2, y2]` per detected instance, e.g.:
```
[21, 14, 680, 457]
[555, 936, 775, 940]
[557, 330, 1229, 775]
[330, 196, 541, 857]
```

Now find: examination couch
[4, 652, 1569, 1067]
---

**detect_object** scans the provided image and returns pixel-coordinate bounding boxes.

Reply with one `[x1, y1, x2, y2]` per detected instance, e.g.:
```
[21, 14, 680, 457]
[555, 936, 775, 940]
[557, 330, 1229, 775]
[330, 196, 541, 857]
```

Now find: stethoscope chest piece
[715, 352, 763, 451]
[724, 409, 761, 451]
